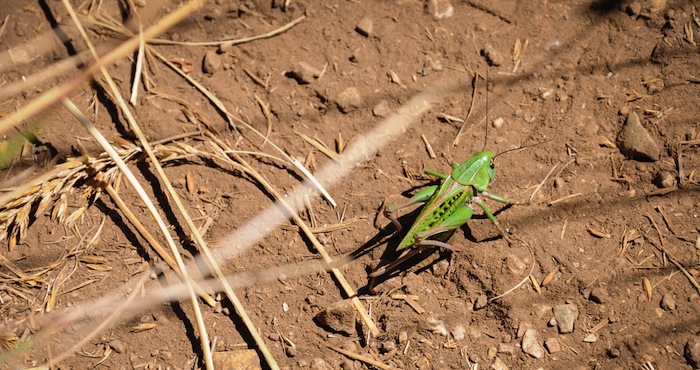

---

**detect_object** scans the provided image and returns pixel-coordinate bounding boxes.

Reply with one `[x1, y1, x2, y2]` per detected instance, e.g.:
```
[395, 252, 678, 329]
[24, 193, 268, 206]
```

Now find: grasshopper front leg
[472, 191, 518, 242]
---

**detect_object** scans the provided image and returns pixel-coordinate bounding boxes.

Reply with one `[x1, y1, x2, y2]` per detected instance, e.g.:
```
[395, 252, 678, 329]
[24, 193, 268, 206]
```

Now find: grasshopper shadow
[349, 186, 516, 294]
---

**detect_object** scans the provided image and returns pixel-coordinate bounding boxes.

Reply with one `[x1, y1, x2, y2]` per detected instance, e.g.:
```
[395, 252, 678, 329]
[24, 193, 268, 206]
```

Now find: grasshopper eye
[489, 160, 495, 169]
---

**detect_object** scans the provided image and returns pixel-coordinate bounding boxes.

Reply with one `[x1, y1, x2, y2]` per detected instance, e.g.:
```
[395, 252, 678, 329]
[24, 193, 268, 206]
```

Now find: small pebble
[398, 331, 408, 343]
[505, 253, 526, 275]
[516, 322, 532, 339]
[474, 294, 488, 310]
[432, 259, 450, 277]
[654, 171, 676, 188]
[490, 357, 508, 370]
[487, 346, 497, 359]
[310, 358, 331, 370]
[492, 117, 505, 129]
[451, 325, 466, 341]
[336, 87, 363, 114]
[589, 287, 610, 304]
[202, 51, 222, 74]
[521, 329, 544, 359]
[544, 338, 560, 354]
[553, 303, 578, 334]
[314, 299, 357, 335]
[686, 338, 700, 368]
[372, 100, 391, 117]
[284, 346, 297, 357]
[481, 44, 505, 67]
[109, 339, 127, 354]
[415, 357, 430, 370]
[355, 17, 373, 37]
[583, 333, 597, 343]
[617, 112, 660, 162]
[647, 79, 664, 94]
[497, 343, 515, 355]
[626, 1, 642, 16]
[608, 347, 621, 358]
[426, 0, 454, 19]
[288, 62, 322, 84]
[381, 340, 396, 353]
[553, 177, 565, 189]
[660, 293, 677, 311]
[340, 360, 354, 370]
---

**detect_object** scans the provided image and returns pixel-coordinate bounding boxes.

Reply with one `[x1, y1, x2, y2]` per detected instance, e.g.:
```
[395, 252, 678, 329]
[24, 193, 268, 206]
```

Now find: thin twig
[150, 15, 306, 47]
[0, 0, 206, 136]
[530, 163, 558, 202]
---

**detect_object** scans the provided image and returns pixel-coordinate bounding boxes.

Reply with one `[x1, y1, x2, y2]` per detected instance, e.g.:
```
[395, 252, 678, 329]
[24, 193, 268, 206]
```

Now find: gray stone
[314, 299, 356, 335]
[355, 17, 373, 37]
[553, 303, 578, 334]
[686, 338, 700, 369]
[336, 87, 363, 113]
[521, 328, 544, 359]
[583, 333, 597, 343]
[617, 112, 660, 161]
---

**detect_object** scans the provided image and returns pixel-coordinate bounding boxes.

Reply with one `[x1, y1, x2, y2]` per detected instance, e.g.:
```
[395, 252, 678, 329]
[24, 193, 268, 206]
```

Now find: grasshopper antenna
[483, 67, 489, 151]
[493, 139, 554, 160]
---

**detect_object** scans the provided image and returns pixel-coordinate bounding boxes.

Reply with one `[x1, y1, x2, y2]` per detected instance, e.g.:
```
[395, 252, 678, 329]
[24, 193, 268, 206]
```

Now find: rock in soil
[202, 51, 222, 74]
[355, 17, 373, 37]
[336, 87, 363, 113]
[288, 62, 323, 85]
[660, 293, 677, 311]
[314, 299, 357, 336]
[490, 357, 508, 370]
[617, 112, 660, 162]
[553, 303, 579, 334]
[589, 287, 610, 304]
[687, 338, 700, 369]
[372, 100, 391, 117]
[521, 328, 544, 359]
[109, 339, 127, 354]
[212, 350, 262, 370]
[426, 0, 454, 20]
[481, 43, 505, 67]
[654, 171, 676, 188]
[544, 337, 561, 354]
[474, 294, 488, 310]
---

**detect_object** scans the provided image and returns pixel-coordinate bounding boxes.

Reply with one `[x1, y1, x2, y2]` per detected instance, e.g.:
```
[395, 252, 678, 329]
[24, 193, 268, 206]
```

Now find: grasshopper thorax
[450, 150, 495, 191]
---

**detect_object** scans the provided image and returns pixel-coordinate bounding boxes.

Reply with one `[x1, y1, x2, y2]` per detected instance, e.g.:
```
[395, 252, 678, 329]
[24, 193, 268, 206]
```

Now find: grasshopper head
[451, 150, 495, 191]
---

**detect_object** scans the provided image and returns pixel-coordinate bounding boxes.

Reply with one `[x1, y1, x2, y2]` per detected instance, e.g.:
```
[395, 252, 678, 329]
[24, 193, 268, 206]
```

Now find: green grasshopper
[369, 149, 517, 279]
